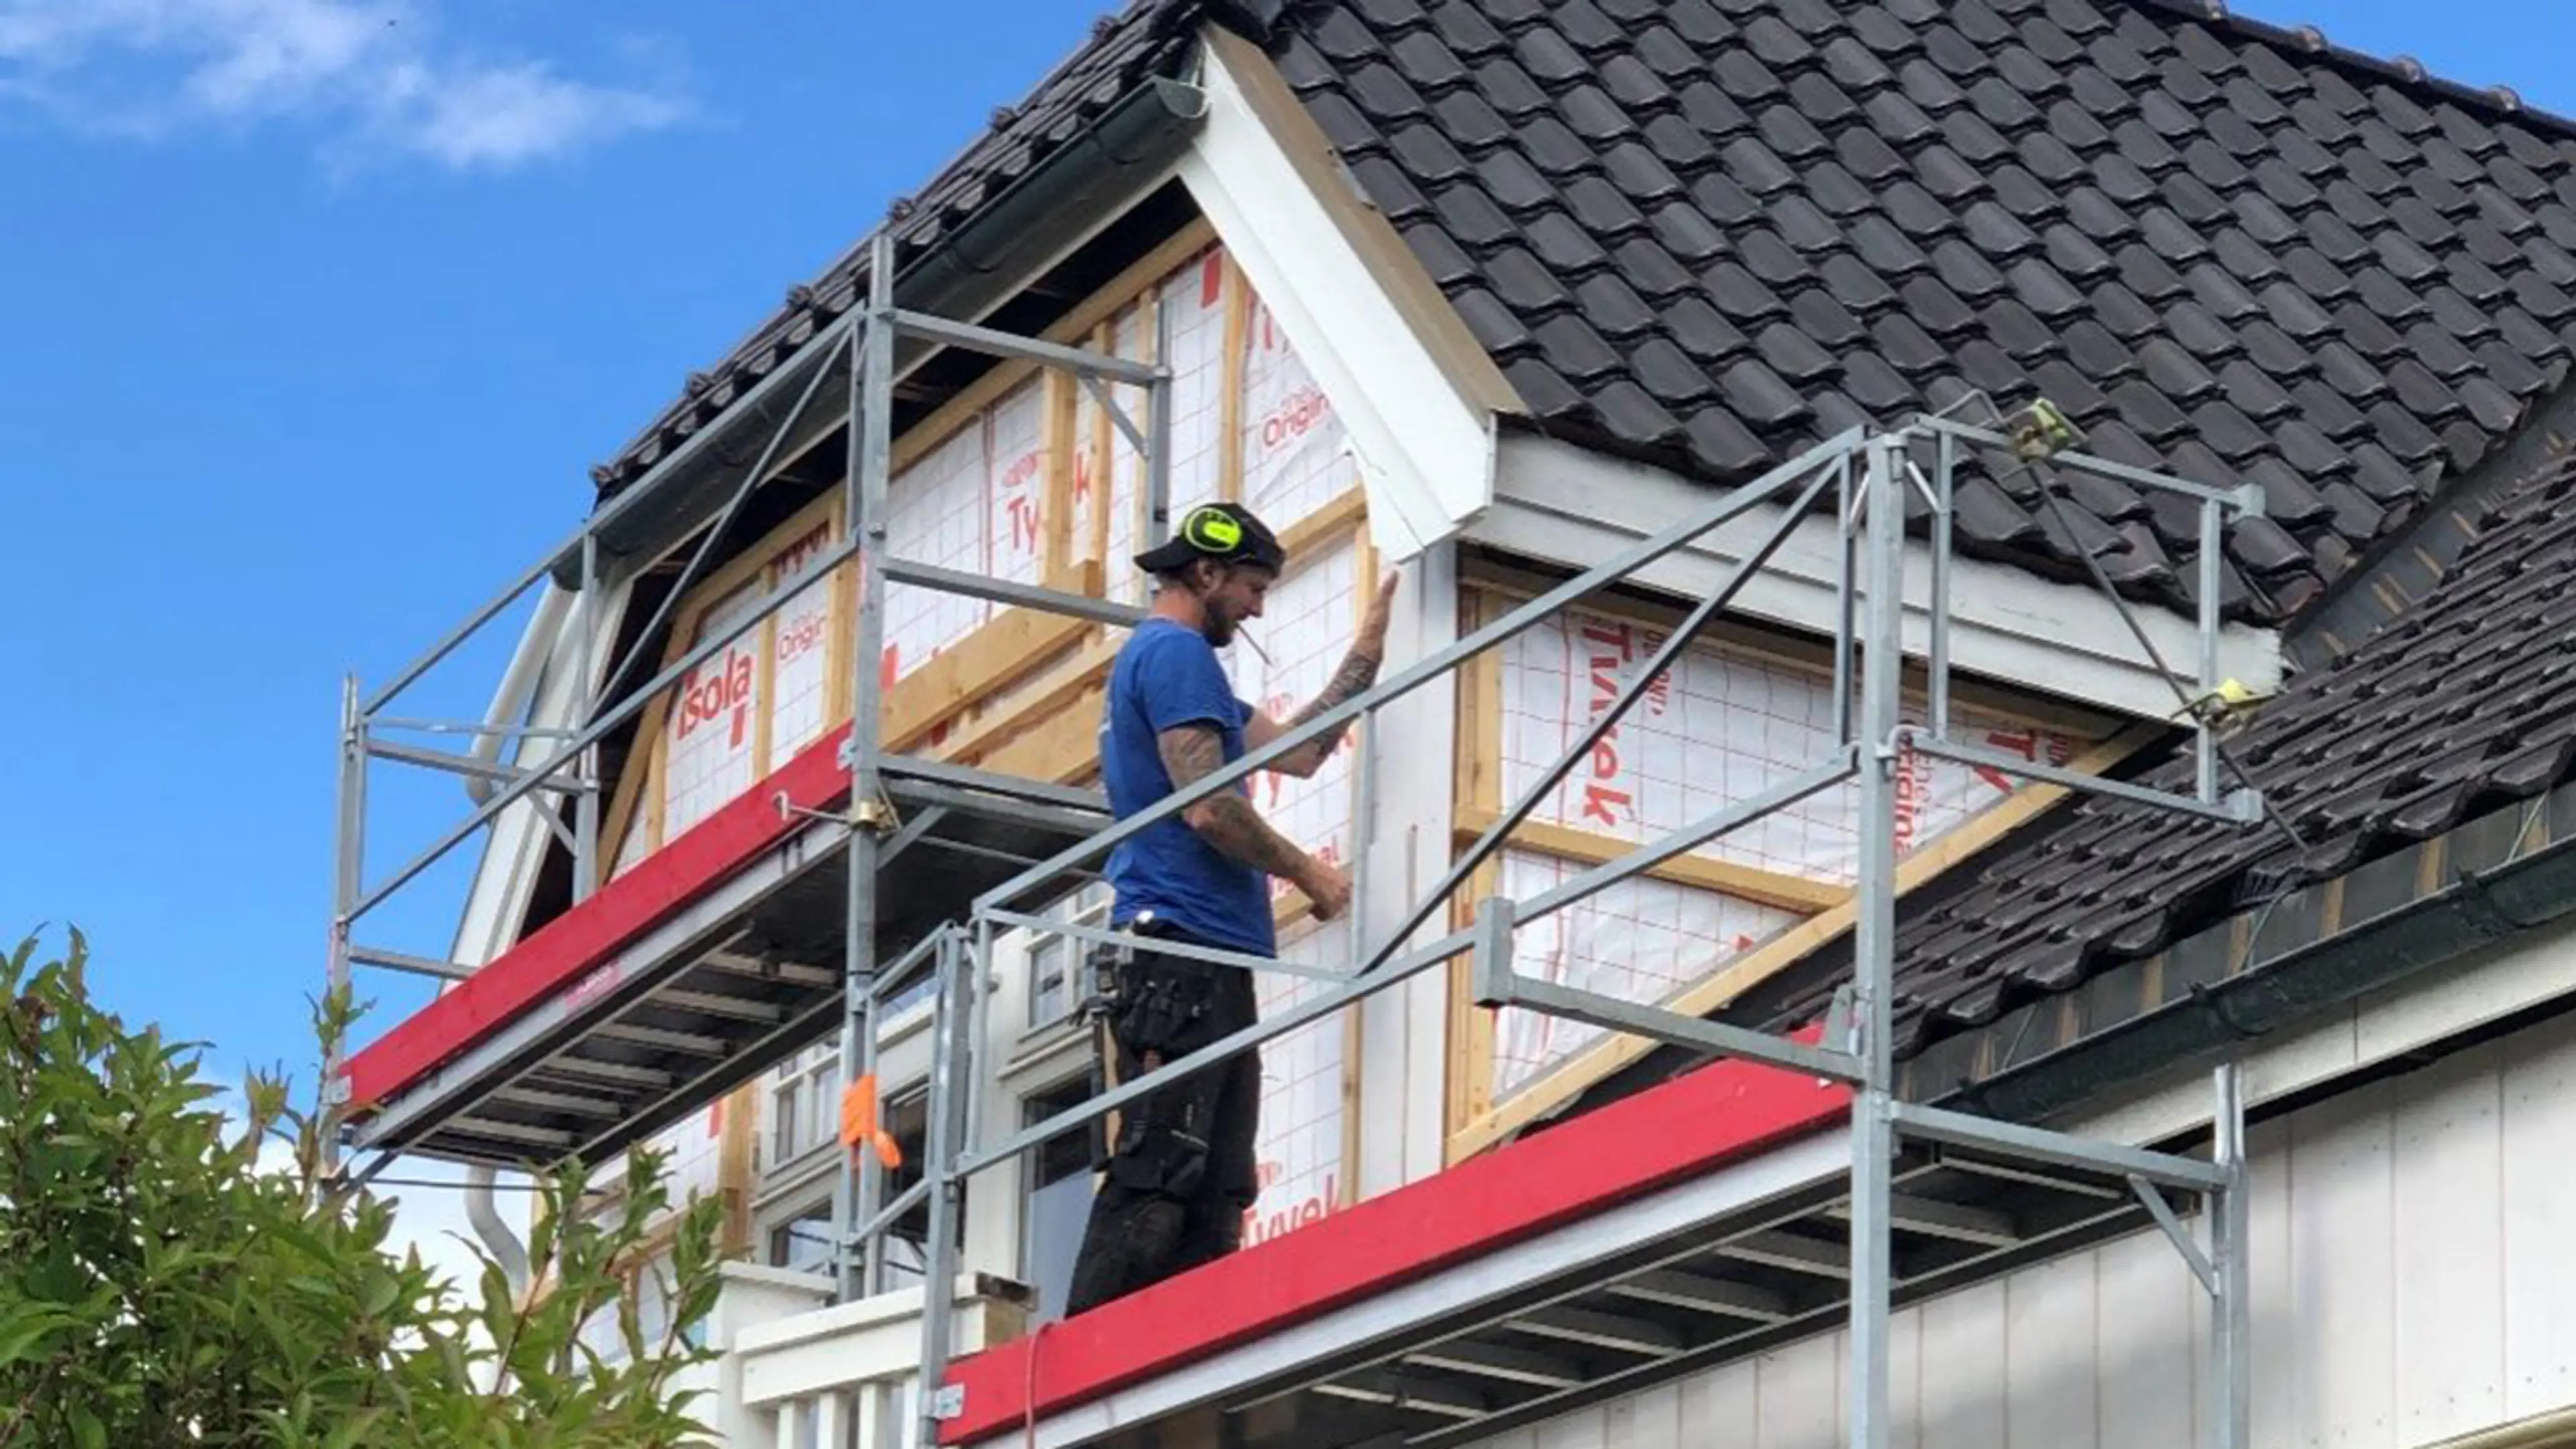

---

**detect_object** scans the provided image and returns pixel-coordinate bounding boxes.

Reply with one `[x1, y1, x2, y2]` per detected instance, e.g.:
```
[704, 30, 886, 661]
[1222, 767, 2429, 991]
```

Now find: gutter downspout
[1941, 830, 2576, 1127]
[452, 584, 576, 1291]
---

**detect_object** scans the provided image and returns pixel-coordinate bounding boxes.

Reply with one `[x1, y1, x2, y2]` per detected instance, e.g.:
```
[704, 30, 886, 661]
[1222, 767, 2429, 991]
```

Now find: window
[1020, 1077, 1097, 1322]
[768, 1039, 841, 1169]
[761, 1091, 963, 1294]
[1028, 883, 1113, 1032]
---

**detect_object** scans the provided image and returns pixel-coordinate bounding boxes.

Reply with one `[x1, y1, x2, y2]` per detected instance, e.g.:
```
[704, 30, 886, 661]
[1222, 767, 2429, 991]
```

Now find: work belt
[1079, 911, 1220, 1173]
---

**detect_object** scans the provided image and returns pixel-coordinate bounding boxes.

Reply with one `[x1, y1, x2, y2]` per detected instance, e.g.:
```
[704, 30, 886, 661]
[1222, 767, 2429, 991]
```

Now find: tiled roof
[1819, 445, 2576, 1057]
[588, 4, 1199, 498]
[1264, 0, 2576, 623]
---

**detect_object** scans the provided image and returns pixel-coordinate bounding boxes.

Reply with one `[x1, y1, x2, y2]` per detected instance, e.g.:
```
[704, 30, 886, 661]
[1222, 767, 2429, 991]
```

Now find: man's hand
[1249, 568, 1403, 780]
[1297, 855, 1354, 922]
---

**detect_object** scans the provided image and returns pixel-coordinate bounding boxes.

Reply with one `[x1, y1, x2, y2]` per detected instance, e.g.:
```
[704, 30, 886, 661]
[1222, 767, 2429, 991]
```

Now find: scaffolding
[331, 230, 2264, 1449]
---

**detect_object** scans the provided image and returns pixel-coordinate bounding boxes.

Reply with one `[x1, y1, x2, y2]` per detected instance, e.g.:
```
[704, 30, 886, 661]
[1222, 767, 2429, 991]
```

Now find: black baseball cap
[1134, 501, 1287, 576]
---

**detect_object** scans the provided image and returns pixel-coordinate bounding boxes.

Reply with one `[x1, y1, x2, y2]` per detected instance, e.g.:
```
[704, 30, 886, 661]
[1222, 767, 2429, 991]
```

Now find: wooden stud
[1218, 250, 1249, 504]
[1444, 721, 2162, 1161]
[1448, 808, 1846, 913]
[1044, 367, 1079, 582]
[889, 219, 1217, 478]
[972, 684, 1106, 785]
[1088, 321, 1116, 582]
[717, 1083, 757, 1254]
[1276, 485, 1369, 565]
[879, 563, 1102, 755]
[932, 636, 1122, 766]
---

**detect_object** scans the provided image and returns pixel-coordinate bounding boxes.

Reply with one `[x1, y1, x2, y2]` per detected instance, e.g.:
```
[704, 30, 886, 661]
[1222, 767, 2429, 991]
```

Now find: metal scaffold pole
[1845, 435, 1904, 1449]
[323, 672, 365, 1166]
[835, 232, 899, 1305]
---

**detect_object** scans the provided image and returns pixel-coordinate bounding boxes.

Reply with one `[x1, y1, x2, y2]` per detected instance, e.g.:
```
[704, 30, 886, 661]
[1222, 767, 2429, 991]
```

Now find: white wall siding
[1468, 1006, 2576, 1449]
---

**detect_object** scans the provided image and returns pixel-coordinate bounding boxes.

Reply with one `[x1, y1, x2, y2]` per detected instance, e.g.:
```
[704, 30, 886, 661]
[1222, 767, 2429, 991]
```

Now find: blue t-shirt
[1099, 619, 1278, 957]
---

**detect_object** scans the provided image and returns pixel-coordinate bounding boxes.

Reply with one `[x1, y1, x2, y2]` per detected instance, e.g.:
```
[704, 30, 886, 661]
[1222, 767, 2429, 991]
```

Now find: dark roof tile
[1721, 135, 1800, 194]
[1350, 61, 1434, 119]
[1986, 297, 2060, 358]
[2387, 358, 2468, 421]
[1789, 288, 1867, 348]
[1702, 260, 1788, 320]
[1746, 13, 1819, 66]
[1531, 312, 1623, 380]
[2292, 378, 2372, 439]
[1676, 80, 1751, 137]
[1718, 356, 1811, 427]
[1389, 30, 1472, 88]
[1556, 84, 1638, 142]
[1503, 354, 1585, 418]
[1432, 182, 1518, 246]
[1472, 56, 1553, 115]
[1664, 294, 1752, 361]
[1682, 406, 1772, 474]
[1470, 146, 1554, 213]
[1513, 25, 1589, 83]
[1588, 379, 1686, 445]
[2062, 318, 2139, 377]
[1629, 335, 1719, 402]
[2236, 318, 2314, 378]
[1454, 287, 1535, 352]
[1642, 202, 1722, 268]
[1564, 174, 1649, 237]
[1865, 86, 1941, 144]
[1602, 139, 1687, 199]
[1873, 311, 1948, 374]
[2163, 299, 2241, 359]
[1525, 209, 1611, 271]
[2366, 399, 2447, 464]
[1428, 1, 1509, 55]
[2092, 280, 2163, 337]
[2331, 301, 2410, 360]
[1553, 0, 1627, 51]
[2314, 341, 2391, 401]
[1901, 273, 1980, 335]
[1389, 121, 1474, 182]
[1513, 115, 1592, 175]
[2138, 336, 2218, 400]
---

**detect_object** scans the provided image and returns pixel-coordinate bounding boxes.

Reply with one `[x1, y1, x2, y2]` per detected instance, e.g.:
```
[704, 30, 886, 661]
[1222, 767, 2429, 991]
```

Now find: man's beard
[1201, 612, 1238, 647]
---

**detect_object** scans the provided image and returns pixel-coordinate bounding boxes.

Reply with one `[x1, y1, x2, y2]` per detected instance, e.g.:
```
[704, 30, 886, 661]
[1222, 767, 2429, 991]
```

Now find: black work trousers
[1063, 926, 1263, 1316]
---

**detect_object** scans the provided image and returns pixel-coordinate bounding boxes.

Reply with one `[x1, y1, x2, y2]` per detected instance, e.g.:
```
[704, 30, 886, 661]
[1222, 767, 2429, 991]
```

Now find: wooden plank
[890, 219, 1216, 477]
[1044, 366, 1079, 580]
[931, 635, 1121, 767]
[881, 559, 1101, 753]
[2500, 1017, 2576, 1420]
[1218, 250, 1248, 504]
[1276, 484, 1368, 563]
[1087, 321, 1115, 578]
[2002, 1252, 2097, 1449]
[971, 682, 1105, 785]
[1445, 721, 2162, 1160]
[1450, 806, 1846, 913]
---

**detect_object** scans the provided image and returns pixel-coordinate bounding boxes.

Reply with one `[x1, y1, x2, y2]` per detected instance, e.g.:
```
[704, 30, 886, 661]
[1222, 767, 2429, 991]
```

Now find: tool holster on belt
[1079, 910, 1218, 1197]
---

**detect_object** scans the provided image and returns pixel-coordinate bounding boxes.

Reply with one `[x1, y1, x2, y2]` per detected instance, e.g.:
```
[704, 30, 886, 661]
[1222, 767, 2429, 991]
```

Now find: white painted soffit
[1178, 27, 1519, 561]
[1480, 432, 2286, 722]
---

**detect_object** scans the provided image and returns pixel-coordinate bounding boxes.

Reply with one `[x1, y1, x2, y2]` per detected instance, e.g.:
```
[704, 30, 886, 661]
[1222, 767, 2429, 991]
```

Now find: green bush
[0, 930, 727, 1448]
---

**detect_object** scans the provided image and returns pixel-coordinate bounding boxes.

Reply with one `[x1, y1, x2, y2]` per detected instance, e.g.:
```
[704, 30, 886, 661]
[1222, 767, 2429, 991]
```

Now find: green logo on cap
[1183, 506, 1243, 553]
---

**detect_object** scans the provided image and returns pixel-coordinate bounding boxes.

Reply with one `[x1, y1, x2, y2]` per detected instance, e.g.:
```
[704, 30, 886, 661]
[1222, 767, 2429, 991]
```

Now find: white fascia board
[1178, 31, 1508, 560]
[1481, 432, 2286, 721]
[445, 586, 593, 973]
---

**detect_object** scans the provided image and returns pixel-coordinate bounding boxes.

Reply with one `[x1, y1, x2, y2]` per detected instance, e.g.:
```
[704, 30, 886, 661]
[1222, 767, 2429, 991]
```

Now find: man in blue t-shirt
[1063, 500, 1396, 1315]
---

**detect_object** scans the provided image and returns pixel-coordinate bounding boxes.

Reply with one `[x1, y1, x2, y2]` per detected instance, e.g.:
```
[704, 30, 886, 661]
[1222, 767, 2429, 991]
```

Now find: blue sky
[1, 0, 2571, 1108]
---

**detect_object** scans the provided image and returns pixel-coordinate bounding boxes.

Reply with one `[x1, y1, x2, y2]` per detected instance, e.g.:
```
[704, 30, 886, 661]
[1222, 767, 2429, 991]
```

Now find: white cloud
[0, 0, 689, 170]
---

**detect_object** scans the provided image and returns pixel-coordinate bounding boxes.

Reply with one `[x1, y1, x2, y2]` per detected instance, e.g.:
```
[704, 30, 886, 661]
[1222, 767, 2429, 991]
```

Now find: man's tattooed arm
[1160, 724, 1322, 887]
[1265, 647, 1383, 779]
